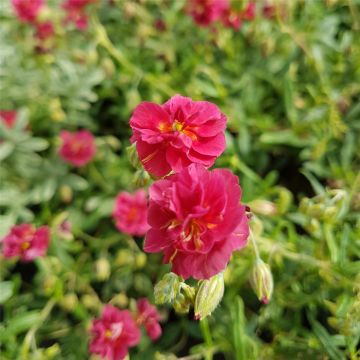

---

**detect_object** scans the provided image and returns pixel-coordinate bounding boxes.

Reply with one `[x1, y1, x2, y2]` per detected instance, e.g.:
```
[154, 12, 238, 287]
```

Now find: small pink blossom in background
[34, 21, 55, 41]
[221, 8, 242, 30]
[0, 110, 17, 128]
[62, 0, 97, 30]
[89, 305, 141, 360]
[112, 190, 149, 236]
[59, 130, 96, 167]
[11, 0, 43, 24]
[144, 163, 249, 280]
[136, 298, 162, 341]
[1, 224, 50, 261]
[186, 0, 229, 27]
[242, 2, 256, 20]
[130, 94, 226, 178]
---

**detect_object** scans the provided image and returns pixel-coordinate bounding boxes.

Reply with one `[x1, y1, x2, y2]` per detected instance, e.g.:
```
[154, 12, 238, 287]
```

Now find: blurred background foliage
[0, 0, 359, 359]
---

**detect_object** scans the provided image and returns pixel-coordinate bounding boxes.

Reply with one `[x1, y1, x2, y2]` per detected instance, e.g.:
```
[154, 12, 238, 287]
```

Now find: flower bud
[194, 272, 224, 320]
[95, 257, 111, 281]
[135, 253, 147, 269]
[126, 143, 142, 169]
[250, 260, 273, 304]
[154, 273, 180, 305]
[248, 199, 277, 216]
[133, 168, 151, 187]
[173, 293, 192, 314]
[61, 293, 78, 311]
[60, 185, 73, 203]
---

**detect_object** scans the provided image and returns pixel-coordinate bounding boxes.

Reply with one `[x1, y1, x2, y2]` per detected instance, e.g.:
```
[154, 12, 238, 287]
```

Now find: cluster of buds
[300, 189, 347, 234]
[154, 272, 225, 321]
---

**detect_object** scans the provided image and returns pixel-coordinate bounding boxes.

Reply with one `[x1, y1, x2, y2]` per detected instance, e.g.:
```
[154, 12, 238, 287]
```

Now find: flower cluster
[1, 224, 50, 262]
[62, 0, 97, 30]
[89, 300, 161, 360]
[11, 0, 97, 51]
[11, 0, 54, 46]
[186, 0, 274, 30]
[129, 94, 249, 281]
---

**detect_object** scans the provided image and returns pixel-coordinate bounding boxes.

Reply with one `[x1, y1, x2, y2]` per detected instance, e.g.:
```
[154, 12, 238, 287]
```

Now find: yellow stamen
[105, 330, 112, 338]
[21, 242, 30, 251]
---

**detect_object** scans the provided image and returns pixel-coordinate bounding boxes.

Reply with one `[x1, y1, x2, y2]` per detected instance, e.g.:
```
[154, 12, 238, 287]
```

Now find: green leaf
[6, 311, 41, 335]
[0, 142, 14, 161]
[0, 281, 14, 304]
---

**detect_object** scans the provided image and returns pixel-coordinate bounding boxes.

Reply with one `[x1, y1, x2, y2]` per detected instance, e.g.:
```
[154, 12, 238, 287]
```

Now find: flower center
[126, 207, 138, 221]
[173, 120, 198, 141]
[105, 329, 112, 338]
[21, 241, 30, 251]
[181, 219, 203, 250]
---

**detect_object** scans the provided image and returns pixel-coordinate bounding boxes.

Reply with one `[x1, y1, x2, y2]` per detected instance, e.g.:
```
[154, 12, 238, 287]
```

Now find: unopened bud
[135, 253, 147, 269]
[173, 293, 192, 314]
[133, 168, 151, 187]
[126, 143, 142, 169]
[154, 273, 180, 305]
[82, 294, 100, 310]
[111, 293, 129, 308]
[95, 257, 111, 281]
[101, 58, 115, 78]
[61, 293, 78, 311]
[248, 199, 277, 216]
[60, 185, 73, 203]
[115, 249, 134, 266]
[194, 272, 224, 320]
[250, 260, 273, 304]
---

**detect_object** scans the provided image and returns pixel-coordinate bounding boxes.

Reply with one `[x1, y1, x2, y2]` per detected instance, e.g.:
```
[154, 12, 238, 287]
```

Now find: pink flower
[112, 190, 150, 236]
[89, 305, 141, 360]
[136, 298, 162, 341]
[242, 2, 256, 20]
[186, 0, 229, 27]
[62, 0, 96, 30]
[0, 110, 17, 128]
[221, 9, 242, 30]
[59, 130, 96, 167]
[1, 224, 50, 261]
[144, 164, 249, 280]
[34, 21, 55, 41]
[11, 0, 43, 24]
[130, 95, 227, 178]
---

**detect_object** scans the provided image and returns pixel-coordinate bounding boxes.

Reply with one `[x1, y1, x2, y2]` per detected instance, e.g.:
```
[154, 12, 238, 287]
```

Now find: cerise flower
[59, 130, 96, 167]
[130, 95, 226, 178]
[1, 224, 50, 261]
[62, 0, 96, 30]
[0, 110, 17, 128]
[136, 298, 162, 341]
[112, 190, 149, 236]
[186, 0, 229, 27]
[34, 21, 55, 41]
[144, 164, 249, 280]
[11, 0, 43, 24]
[89, 305, 141, 360]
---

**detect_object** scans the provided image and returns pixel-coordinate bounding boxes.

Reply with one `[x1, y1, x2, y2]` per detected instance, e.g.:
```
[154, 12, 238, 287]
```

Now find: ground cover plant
[0, 0, 359, 359]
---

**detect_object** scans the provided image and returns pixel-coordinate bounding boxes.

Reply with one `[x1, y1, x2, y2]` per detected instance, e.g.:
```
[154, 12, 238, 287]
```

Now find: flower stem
[200, 318, 213, 360]
[249, 229, 261, 261]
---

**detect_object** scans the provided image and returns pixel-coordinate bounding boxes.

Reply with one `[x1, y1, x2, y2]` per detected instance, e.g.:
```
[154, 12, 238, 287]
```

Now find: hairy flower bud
[126, 142, 142, 169]
[95, 257, 111, 281]
[154, 273, 181, 305]
[173, 293, 192, 314]
[194, 272, 224, 320]
[133, 168, 151, 187]
[250, 260, 273, 304]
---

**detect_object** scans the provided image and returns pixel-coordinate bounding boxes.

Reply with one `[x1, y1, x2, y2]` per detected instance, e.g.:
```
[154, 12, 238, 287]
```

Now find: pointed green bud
[250, 260, 273, 304]
[133, 168, 151, 187]
[173, 293, 192, 314]
[194, 272, 224, 320]
[126, 142, 142, 169]
[154, 273, 181, 305]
